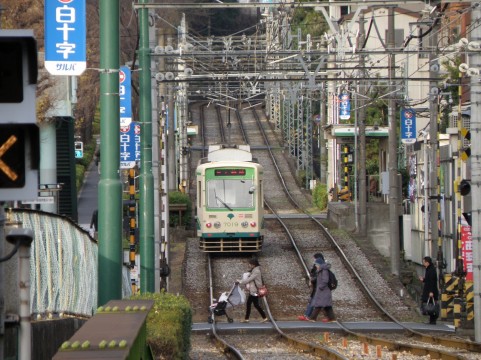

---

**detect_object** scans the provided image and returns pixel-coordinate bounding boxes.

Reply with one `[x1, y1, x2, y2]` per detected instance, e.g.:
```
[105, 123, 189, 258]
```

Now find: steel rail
[248, 106, 476, 359]
[207, 255, 246, 360]
[227, 111, 350, 359]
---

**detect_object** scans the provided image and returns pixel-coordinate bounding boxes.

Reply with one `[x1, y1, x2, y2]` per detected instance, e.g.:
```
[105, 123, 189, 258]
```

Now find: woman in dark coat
[309, 262, 336, 322]
[419, 256, 439, 324]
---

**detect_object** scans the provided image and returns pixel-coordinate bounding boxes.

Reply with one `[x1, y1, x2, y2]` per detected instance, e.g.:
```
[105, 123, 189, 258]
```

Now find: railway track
[185, 102, 481, 359]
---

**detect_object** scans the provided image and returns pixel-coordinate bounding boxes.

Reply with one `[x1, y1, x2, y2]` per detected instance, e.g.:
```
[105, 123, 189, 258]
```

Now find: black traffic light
[459, 179, 471, 196]
[0, 30, 39, 201]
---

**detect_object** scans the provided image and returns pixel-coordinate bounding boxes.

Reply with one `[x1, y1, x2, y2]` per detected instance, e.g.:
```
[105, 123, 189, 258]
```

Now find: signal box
[0, 30, 39, 201]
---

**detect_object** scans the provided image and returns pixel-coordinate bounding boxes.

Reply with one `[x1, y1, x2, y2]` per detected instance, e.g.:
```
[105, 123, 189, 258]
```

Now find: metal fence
[6, 209, 131, 318]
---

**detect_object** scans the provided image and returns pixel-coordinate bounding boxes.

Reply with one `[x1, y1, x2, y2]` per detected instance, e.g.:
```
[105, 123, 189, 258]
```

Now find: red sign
[461, 224, 473, 281]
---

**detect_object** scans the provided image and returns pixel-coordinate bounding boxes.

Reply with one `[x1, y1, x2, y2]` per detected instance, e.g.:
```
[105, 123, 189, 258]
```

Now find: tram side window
[207, 179, 254, 209]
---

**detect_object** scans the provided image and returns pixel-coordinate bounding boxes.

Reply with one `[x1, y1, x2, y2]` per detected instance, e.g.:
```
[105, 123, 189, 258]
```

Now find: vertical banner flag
[120, 123, 141, 169]
[461, 222, 473, 281]
[45, 0, 86, 76]
[339, 92, 351, 121]
[401, 108, 416, 144]
[119, 66, 132, 127]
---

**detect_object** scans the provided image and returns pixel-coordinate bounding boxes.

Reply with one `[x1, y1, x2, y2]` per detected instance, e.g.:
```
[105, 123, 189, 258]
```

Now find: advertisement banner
[119, 66, 132, 127]
[461, 222, 473, 281]
[339, 93, 351, 121]
[401, 108, 416, 144]
[120, 122, 140, 169]
[45, 0, 86, 75]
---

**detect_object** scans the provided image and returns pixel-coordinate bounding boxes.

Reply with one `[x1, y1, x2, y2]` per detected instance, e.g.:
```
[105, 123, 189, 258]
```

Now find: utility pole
[358, 11, 367, 236]
[138, 0, 155, 293]
[469, 3, 481, 342]
[98, 0, 122, 305]
[429, 6, 440, 264]
[387, 6, 400, 276]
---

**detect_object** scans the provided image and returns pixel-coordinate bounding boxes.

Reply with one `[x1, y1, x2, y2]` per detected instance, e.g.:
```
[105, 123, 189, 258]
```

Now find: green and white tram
[196, 145, 264, 252]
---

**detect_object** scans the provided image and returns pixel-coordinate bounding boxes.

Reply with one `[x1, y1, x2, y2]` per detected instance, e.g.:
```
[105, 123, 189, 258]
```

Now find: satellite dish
[155, 73, 165, 82]
[165, 72, 175, 81]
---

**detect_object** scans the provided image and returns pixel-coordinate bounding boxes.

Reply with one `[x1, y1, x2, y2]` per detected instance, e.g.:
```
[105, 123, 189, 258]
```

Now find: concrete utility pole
[358, 11, 367, 236]
[168, 84, 176, 191]
[387, 6, 400, 276]
[138, 1, 155, 293]
[469, 3, 481, 342]
[98, 0, 122, 305]
[429, 7, 440, 262]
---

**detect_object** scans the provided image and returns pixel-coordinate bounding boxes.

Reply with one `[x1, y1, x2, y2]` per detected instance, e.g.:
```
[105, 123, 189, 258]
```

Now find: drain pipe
[6, 228, 33, 360]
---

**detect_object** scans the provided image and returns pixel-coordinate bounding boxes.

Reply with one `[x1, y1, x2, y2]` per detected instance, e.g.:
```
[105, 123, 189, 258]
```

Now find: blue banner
[339, 93, 351, 121]
[119, 66, 132, 127]
[400, 108, 416, 144]
[120, 122, 140, 169]
[45, 0, 86, 75]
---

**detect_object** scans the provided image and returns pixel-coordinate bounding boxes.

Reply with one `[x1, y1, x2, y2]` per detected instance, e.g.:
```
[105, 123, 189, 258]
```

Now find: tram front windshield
[207, 179, 254, 209]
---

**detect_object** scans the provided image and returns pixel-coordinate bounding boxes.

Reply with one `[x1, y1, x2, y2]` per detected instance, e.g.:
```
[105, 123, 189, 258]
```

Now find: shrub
[131, 291, 192, 360]
[312, 182, 328, 210]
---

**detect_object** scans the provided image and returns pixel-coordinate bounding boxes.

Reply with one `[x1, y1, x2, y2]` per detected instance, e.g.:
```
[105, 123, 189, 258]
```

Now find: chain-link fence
[7, 209, 131, 317]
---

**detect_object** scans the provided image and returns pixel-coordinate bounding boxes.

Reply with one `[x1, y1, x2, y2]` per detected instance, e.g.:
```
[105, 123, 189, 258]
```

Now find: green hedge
[131, 291, 192, 360]
[312, 182, 328, 211]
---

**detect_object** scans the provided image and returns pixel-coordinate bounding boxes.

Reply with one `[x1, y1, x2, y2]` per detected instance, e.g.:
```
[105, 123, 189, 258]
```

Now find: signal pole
[98, 0, 122, 305]
[138, 0, 155, 293]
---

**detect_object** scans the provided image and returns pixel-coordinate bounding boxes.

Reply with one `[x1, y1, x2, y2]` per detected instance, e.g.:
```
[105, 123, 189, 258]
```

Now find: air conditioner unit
[184, 68, 193, 77]
[165, 72, 175, 81]
[154, 46, 164, 54]
[165, 45, 174, 54]
[155, 73, 165, 82]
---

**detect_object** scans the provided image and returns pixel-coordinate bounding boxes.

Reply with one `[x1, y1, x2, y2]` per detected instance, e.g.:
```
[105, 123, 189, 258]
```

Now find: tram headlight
[214, 221, 221, 229]
[250, 221, 256, 227]
[206, 223, 212, 228]
[241, 221, 248, 228]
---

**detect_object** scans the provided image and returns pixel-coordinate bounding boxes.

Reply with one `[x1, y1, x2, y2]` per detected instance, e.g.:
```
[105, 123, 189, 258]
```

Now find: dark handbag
[421, 298, 439, 316]
[257, 285, 268, 297]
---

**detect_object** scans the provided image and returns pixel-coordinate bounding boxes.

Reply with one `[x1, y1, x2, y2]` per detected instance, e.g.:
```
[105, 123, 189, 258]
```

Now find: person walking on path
[236, 258, 269, 323]
[309, 260, 336, 322]
[419, 256, 439, 325]
[90, 209, 98, 238]
[298, 253, 325, 321]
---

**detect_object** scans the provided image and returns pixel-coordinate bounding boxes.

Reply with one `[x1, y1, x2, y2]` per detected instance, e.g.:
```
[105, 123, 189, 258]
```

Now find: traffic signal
[459, 179, 471, 196]
[0, 30, 39, 201]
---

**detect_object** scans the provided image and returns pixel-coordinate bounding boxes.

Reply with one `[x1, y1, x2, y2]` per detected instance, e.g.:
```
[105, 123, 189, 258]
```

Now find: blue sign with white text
[45, 0, 86, 75]
[120, 122, 140, 169]
[401, 108, 416, 144]
[119, 66, 132, 127]
[339, 93, 351, 121]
